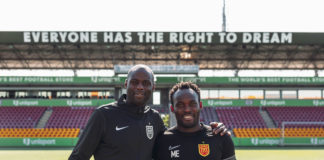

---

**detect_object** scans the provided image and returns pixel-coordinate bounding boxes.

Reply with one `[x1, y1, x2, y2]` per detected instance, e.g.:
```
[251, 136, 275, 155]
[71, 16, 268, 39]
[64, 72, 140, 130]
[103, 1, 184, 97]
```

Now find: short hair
[169, 82, 200, 106]
[127, 64, 154, 83]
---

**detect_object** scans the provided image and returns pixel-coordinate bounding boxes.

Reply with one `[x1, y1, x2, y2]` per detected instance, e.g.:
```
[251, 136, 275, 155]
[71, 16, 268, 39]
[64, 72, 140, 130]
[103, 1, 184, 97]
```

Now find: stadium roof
[0, 32, 324, 70]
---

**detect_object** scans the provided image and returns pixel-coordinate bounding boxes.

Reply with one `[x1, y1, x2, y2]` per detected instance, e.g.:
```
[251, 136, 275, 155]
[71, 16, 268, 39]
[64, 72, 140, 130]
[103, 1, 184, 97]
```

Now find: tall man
[69, 65, 227, 160]
[154, 82, 236, 160]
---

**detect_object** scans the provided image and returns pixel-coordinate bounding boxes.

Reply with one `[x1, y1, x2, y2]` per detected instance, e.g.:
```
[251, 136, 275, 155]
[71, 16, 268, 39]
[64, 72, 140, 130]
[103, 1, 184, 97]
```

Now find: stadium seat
[213, 107, 267, 129]
[0, 107, 46, 128]
[233, 128, 324, 138]
[45, 107, 95, 129]
[0, 128, 80, 138]
[266, 107, 324, 128]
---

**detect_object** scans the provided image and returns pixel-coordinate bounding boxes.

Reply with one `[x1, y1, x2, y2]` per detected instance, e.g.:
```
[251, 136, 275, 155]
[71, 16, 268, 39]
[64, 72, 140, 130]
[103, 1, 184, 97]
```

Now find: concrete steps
[36, 107, 53, 128]
[259, 109, 276, 128]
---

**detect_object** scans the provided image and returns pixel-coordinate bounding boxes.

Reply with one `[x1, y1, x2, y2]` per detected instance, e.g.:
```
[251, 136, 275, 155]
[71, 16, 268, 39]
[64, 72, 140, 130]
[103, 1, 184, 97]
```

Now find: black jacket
[69, 94, 166, 160]
[153, 124, 236, 160]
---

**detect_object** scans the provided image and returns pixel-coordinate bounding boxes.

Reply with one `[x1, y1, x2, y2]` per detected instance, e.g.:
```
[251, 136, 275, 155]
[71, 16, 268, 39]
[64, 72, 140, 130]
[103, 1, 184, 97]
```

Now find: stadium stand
[233, 128, 324, 138]
[215, 107, 267, 129]
[266, 107, 324, 128]
[200, 107, 219, 124]
[1, 105, 323, 139]
[0, 107, 46, 128]
[45, 107, 95, 129]
[0, 128, 80, 138]
[0, 106, 91, 138]
[1, 32, 324, 149]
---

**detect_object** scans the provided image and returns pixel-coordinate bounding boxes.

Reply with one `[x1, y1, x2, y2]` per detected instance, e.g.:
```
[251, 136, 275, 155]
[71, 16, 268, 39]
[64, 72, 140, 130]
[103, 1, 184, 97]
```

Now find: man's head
[125, 64, 155, 107]
[169, 82, 202, 132]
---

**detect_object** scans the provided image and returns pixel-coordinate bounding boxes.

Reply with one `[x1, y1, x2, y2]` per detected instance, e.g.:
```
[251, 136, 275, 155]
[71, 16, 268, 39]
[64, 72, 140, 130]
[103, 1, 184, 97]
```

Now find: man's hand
[210, 122, 231, 136]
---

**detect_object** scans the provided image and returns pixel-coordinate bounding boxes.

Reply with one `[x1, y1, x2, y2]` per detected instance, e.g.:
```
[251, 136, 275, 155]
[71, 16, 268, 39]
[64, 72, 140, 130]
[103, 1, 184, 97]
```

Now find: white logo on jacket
[169, 145, 181, 150]
[115, 126, 129, 131]
[146, 124, 154, 140]
[171, 150, 180, 158]
[169, 145, 180, 158]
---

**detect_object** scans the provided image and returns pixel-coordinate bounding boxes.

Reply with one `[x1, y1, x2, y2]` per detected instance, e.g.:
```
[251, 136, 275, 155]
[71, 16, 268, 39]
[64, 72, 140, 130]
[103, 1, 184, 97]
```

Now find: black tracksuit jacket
[69, 94, 166, 160]
[153, 125, 236, 160]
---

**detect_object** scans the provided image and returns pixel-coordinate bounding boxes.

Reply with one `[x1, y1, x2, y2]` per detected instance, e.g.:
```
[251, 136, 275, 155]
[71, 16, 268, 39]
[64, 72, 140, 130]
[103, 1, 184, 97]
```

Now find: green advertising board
[0, 138, 78, 147]
[0, 76, 126, 84]
[1, 137, 323, 147]
[232, 137, 324, 146]
[2, 32, 324, 45]
[158, 77, 324, 85]
[0, 99, 324, 107]
[202, 99, 324, 107]
[1, 76, 324, 85]
[0, 99, 115, 107]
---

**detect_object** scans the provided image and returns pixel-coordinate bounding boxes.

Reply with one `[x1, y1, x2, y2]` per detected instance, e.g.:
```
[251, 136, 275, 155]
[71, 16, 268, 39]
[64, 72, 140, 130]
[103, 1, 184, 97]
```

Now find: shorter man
[153, 82, 236, 160]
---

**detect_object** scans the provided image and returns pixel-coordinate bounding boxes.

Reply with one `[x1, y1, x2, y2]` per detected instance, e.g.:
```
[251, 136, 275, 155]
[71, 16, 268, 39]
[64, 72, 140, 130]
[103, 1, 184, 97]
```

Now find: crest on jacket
[198, 143, 210, 157]
[146, 124, 154, 140]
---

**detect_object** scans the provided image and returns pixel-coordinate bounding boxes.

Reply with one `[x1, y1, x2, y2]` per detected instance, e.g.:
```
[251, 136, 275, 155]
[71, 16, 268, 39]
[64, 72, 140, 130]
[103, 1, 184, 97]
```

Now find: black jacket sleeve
[68, 109, 104, 160]
[221, 135, 236, 160]
[152, 133, 162, 160]
[157, 114, 167, 133]
[152, 112, 166, 160]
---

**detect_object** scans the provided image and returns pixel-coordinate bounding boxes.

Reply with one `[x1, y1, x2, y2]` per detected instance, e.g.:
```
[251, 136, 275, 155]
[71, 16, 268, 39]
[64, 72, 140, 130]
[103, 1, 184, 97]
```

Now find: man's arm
[69, 109, 104, 160]
[221, 135, 236, 160]
[152, 112, 167, 160]
[152, 133, 162, 160]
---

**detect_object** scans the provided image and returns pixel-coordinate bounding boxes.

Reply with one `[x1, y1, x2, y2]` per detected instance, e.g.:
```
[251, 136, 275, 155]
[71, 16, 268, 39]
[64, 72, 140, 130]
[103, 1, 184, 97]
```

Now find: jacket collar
[117, 94, 150, 115]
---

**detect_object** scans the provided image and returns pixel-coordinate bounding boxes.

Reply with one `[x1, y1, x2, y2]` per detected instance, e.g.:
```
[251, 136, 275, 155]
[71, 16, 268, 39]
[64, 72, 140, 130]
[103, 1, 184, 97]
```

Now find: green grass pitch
[0, 149, 323, 160]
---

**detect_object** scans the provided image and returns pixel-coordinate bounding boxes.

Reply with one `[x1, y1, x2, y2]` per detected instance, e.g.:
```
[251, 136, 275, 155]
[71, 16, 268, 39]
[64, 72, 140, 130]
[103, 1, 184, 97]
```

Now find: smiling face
[125, 67, 155, 107]
[172, 88, 201, 133]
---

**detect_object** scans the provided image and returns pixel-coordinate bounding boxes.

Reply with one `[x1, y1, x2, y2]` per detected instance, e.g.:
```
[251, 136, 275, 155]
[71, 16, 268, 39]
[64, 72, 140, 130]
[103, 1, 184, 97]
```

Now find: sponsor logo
[13, 100, 19, 106]
[259, 139, 280, 145]
[90, 77, 121, 83]
[311, 138, 324, 145]
[67, 100, 73, 106]
[207, 100, 233, 106]
[66, 100, 92, 106]
[251, 138, 280, 146]
[311, 138, 318, 145]
[23, 138, 30, 146]
[23, 138, 55, 146]
[245, 100, 253, 105]
[91, 77, 98, 83]
[13, 100, 39, 106]
[319, 139, 324, 145]
[198, 144, 210, 157]
[251, 138, 259, 145]
[169, 145, 181, 150]
[115, 126, 129, 131]
[183, 77, 206, 83]
[260, 100, 285, 106]
[97, 77, 120, 83]
[313, 100, 324, 106]
[146, 124, 154, 140]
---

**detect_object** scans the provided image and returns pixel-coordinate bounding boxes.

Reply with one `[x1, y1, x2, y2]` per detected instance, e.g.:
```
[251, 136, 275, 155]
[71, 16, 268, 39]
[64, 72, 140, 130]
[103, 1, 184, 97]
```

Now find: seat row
[200, 106, 324, 129]
[0, 107, 95, 129]
[0, 128, 80, 138]
[1, 106, 323, 131]
[233, 128, 324, 137]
